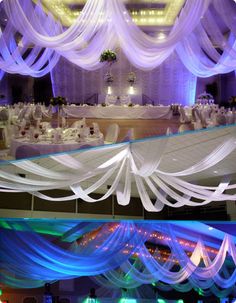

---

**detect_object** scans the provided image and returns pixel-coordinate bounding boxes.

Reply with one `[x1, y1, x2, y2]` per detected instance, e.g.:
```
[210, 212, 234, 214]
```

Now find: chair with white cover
[92, 122, 100, 131]
[121, 128, 134, 142]
[166, 127, 173, 135]
[178, 124, 192, 133]
[80, 126, 90, 138]
[17, 106, 28, 121]
[0, 126, 8, 149]
[0, 108, 9, 122]
[179, 106, 191, 123]
[192, 108, 203, 130]
[104, 123, 120, 144]
[226, 109, 235, 125]
[92, 122, 100, 136]
[216, 113, 227, 126]
[33, 105, 42, 120]
[41, 121, 51, 129]
[231, 108, 236, 124]
[120, 95, 131, 105]
[0, 108, 10, 148]
[61, 116, 67, 128]
[199, 107, 217, 128]
[71, 118, 86, 128]
[105, 95, 117, 105]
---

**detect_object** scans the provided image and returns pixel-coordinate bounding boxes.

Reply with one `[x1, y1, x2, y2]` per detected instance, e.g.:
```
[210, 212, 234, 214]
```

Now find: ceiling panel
[41, 0, 185, 27]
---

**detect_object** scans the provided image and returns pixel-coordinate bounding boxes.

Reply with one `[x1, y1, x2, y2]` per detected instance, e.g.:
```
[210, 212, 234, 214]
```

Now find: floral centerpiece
[104, 72, 114, 84]
[100, 50, 117, 63]
[50, 96, 67, 106]
[128, 103, 133, 107]
[197, 92, 213, 101]
[196, 91, 214, 104]
[127, 72, 136, 85]
[50, 96, 67, 128]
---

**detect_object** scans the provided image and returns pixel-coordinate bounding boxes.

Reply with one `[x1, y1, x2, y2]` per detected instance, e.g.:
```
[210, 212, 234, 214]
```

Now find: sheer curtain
[1, 221, 236, 299]
[0, 0, 235, 76]
[0, 135, 236, 211]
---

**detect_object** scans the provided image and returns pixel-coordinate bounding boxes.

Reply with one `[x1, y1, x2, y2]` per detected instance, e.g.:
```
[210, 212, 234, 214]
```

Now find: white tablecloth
[10, 135, 104, 157]
[62, 105, 172, 119]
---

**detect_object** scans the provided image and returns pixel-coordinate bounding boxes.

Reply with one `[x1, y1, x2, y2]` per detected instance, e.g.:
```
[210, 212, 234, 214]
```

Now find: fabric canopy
[0, 221, 236, 299]
[0, 132, 236, 211]
[0, 0, 235, 76]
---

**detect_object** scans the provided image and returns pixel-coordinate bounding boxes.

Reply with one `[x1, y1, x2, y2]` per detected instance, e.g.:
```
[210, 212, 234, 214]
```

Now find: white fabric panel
[62, 105, 173, 120]
[0, 135, 236, 211]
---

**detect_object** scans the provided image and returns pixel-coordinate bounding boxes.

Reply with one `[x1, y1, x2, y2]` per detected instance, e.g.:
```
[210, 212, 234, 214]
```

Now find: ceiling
[41, 0, 185, 27]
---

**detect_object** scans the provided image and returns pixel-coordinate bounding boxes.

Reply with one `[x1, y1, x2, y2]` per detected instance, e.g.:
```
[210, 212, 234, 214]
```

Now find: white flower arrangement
[104, 72, 114, 83]
[127, 72, 136, 84]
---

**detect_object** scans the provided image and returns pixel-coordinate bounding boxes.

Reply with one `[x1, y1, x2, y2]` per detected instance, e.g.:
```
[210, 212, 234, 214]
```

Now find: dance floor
[69, 117, 181, 141]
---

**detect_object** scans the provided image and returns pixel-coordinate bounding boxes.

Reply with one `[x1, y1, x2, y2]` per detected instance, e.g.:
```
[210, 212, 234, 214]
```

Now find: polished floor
[0, 116, 182, 160]
[68, 116, 181, 141]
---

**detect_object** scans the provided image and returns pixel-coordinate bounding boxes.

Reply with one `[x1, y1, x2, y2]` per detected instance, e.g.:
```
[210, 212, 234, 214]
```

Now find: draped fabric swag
[0, 135, 236, 211]
[0, 0, 236, 77]
[1, 221, 236, 299]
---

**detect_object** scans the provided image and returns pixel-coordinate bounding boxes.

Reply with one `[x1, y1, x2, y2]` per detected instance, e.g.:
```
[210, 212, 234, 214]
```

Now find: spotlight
[43, 283, 53, 303]
[88, 288, 97, 302]
[128, 86, 134, 95]
[107, 86, 112, 95]
[156, 32, 166, 40]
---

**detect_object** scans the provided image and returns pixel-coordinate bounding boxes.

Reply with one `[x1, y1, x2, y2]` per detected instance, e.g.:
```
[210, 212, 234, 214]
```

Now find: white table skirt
[62, 105, 173, 119]
[10, 135, 104, 157]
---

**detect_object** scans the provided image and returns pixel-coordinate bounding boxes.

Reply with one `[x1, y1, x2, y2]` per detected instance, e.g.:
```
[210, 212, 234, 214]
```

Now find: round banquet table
[10, 134, 104, 158]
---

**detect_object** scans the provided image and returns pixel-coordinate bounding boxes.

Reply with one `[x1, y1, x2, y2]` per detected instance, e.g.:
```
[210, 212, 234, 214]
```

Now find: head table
[9, 134, 104, 158]
[62, 104, 173, 120]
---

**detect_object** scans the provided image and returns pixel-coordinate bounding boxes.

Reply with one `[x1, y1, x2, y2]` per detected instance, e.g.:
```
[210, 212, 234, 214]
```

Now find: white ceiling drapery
[0, 0, 235, 76]
[0, 135, 235, 211]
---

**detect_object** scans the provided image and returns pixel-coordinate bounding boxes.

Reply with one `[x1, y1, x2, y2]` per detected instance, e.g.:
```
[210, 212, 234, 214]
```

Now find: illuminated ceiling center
[41, 0, 185, 27]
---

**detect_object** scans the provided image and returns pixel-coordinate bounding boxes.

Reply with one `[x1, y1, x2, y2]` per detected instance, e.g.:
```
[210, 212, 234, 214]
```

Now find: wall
[51, 50, 197, 106]
[0, 74, 10, 105]
[0, 56, 234, 106]
[220, 71, 236, 103]
[195, 75, 219, 102]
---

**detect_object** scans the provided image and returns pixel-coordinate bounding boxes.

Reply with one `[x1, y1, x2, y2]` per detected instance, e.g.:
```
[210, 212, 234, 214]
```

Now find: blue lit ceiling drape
[1, 221, 236, 298]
